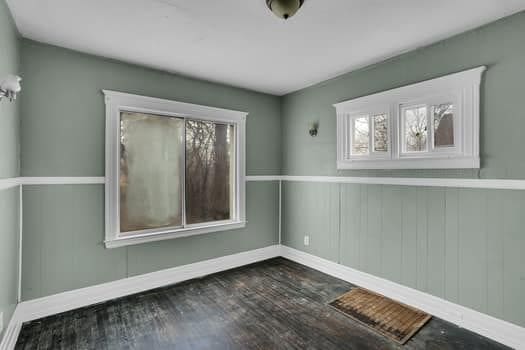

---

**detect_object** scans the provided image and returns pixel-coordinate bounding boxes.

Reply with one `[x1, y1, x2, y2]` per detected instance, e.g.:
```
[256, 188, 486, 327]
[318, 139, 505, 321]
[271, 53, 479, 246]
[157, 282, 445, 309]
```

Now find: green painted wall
[20, 40, 281, 177]
[282, 182, 525, 327]
[281, 12, 525, 179]
[281, 12, 525, 328]
[19, 40, 281, 300]
[0, 188, 19, 337]
[0, 0, 20, 339]
[22, 182, 278, 300]
[0, 1, 19, 179]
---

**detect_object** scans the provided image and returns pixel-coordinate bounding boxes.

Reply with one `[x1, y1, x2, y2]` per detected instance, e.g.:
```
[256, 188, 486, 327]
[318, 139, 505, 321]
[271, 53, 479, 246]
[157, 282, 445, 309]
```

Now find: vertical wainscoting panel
[400, 187, 418, 290]
[22, 185, 128, 301]
[444, 188, 459, 303]
[381, 186, 403, 285]
[502, 191, 524, 326]
[416, 188, 429, 293]
[458, 189, 488, 314]
[339, 184, 361, 268]
[283, 181, 525, 328]
[485, 190, 505, 319]
[365, 185, 382, 277]
[22, 182, 280, 300]
[282, 182, 339, 262]
[358, 185, 368, 270]
[427, 188, 446, 299]
[0, 187, 20, 334]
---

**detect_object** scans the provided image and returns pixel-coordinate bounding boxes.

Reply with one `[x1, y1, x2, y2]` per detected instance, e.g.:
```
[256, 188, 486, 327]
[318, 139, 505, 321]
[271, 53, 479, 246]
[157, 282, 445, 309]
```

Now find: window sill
[105, 221, 247, 249]
[337, 156, 480, 170]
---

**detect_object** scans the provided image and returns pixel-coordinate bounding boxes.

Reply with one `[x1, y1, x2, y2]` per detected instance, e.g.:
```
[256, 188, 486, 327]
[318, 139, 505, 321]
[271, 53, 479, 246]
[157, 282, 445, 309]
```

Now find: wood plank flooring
[15, 258, 509, 349]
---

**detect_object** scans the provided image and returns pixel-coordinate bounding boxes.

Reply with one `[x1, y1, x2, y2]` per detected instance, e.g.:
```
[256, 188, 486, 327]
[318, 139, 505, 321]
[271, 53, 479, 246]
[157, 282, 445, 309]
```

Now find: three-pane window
[335, 67, 484, 169]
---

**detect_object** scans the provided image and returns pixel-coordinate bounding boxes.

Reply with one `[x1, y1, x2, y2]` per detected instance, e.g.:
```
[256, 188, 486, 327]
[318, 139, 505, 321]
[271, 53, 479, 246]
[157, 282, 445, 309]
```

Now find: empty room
[1, 0, 525, 349]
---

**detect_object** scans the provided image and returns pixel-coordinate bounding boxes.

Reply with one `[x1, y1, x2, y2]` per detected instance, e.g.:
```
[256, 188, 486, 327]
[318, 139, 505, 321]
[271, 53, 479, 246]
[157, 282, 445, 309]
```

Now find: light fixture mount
[0, 74, 22, 102]
[266, 0, 304, 20]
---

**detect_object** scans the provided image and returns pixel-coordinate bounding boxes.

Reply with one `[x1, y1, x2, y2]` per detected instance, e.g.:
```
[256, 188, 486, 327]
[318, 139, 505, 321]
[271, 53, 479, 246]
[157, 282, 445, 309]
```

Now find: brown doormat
[329, 288, 431, 344]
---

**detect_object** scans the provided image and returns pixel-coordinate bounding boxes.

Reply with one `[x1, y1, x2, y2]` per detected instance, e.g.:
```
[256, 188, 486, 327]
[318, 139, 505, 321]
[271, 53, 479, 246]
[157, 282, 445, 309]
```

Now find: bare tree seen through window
[433, 103, 454, 148]
[185, 120, 234, 224]
[119, 112, 235, 235]
[404, 106, 428, 152]
[373, 114, 388, 152]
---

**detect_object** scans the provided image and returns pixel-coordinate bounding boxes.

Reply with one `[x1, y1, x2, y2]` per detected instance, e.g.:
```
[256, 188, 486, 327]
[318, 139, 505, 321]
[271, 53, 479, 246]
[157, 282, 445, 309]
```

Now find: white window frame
[399, 93, 461, 157]
[334, 66, 485, 170]
[346, 108, 391, 160]
[103, 90, 247, 248]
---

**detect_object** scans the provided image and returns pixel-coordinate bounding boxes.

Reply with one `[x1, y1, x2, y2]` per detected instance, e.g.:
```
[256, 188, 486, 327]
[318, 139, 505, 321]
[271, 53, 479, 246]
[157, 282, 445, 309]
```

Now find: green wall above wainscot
[281, 11, 525, 179]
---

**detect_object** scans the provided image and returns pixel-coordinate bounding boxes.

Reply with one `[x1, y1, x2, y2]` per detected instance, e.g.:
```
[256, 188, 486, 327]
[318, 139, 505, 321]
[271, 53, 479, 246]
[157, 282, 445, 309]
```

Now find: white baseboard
[0, 317, 22, 350]
[281, 246, 525, 350]
[3, 244, 523, 350]
[1, 245, 281, 350]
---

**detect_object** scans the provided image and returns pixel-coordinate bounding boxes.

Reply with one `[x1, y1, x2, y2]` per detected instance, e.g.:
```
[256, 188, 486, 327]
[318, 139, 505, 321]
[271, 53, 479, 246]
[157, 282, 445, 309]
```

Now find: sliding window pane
[433, 103, 455, 148]
[373, 114, 388, 152]
[120, 111, 184, 233]
[404, 106, 428, 152]
[351, 116, 369, 155]
[185, 120, 235, 225]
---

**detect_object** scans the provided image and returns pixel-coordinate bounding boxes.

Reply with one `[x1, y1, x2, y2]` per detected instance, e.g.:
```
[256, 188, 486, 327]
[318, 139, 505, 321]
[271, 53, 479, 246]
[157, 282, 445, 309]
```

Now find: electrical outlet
[304, 235, 310, 246]
[0, 311, 3, 333]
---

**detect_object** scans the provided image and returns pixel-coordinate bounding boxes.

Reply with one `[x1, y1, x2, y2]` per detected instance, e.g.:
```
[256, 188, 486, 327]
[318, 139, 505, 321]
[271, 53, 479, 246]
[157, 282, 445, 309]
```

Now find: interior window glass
[432, 103, 455, 148]
[404, 106, 428, 152]
[119, 111, 184, 233]
[352, 116, 369, 155]
[185, 120, 235, 225]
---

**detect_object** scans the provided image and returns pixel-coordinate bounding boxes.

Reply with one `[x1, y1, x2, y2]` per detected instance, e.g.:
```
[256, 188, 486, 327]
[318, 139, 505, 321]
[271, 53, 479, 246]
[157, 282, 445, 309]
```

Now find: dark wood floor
[16, 258, 509, 350]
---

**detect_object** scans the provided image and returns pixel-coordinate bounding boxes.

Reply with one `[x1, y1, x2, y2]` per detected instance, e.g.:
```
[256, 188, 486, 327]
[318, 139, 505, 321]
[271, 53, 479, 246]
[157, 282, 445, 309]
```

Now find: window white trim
[103, 90, 247, 248]
[334, 66, 485, 169]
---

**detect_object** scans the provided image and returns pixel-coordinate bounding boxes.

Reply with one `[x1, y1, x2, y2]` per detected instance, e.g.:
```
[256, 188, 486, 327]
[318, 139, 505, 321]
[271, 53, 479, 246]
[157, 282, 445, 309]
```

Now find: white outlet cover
[0, 311, 3, 333]
[304, 236, 310, 246]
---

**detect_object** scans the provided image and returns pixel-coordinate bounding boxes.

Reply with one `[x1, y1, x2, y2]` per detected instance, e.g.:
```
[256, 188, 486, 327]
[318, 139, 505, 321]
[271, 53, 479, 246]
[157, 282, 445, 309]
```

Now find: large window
[335, 67, 485, 169]
[104, 91, 246, 248]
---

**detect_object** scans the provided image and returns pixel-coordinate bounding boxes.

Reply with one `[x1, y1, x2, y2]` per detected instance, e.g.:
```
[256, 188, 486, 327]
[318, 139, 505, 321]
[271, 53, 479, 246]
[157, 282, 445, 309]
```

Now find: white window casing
[104, 90, 247, 248]
[334, 66, 485, 170]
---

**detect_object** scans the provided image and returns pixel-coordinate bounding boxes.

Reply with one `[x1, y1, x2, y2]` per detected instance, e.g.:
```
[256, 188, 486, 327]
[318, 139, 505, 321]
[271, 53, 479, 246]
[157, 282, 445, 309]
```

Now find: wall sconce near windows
[0, 75, 22, 102]
[309, 122, 319, 137]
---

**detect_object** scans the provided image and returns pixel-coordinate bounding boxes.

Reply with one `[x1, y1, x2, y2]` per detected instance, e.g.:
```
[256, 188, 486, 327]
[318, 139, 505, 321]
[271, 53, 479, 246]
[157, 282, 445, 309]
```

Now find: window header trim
[333, 66, 485, 111]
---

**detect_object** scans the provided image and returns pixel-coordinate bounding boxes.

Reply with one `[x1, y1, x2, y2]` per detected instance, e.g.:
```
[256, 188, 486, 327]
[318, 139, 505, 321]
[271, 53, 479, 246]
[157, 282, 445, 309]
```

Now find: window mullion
[181, 118, 187, 228]
[369, 115, 373, 155]
[427, 104, 432, 153]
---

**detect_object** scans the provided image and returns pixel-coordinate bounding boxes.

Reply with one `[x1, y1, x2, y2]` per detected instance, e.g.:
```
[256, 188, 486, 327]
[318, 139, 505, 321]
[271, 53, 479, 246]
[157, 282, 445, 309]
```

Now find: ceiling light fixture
[266, 0, 304, 20]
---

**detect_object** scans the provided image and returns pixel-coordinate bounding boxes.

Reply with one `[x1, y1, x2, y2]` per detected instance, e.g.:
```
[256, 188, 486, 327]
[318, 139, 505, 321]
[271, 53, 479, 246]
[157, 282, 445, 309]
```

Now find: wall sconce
[309, 122, 319, 137]
[0, 75, 22, 102]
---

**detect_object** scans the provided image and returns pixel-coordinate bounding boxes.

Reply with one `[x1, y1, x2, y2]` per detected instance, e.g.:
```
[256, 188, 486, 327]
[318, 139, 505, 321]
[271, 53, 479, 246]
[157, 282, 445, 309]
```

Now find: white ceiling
[7, 0, 525, 95]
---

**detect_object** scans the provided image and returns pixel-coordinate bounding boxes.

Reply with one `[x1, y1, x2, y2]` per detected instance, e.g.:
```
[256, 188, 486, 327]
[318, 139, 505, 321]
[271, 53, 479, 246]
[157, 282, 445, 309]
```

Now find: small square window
[373, 114, 388, 153]
[403, 105, 428, 153]
[351, 116, 369, 155]
[432, 103, 454, 148]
